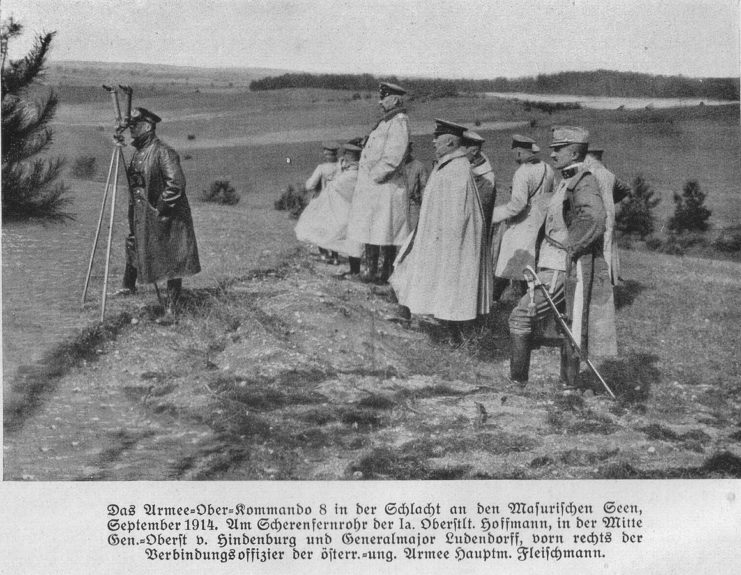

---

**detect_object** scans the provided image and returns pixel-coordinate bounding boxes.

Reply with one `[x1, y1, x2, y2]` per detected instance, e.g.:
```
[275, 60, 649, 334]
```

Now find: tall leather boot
[121, 263, 138, 294]
[166, 278, 182, 314]
[348, 257, 361, 275]
[509, 333, 531, 385]
[380, 245, 397, 283]
[362, 245, 379, 283]
[561, 342, 580, 389]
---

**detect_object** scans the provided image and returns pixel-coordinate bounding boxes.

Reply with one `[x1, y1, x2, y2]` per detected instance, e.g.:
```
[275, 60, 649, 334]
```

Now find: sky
[2, 0, 739, 79]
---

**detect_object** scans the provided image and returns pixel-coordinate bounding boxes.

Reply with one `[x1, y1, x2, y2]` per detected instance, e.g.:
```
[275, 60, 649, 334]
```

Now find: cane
[523, 266, 616, 400]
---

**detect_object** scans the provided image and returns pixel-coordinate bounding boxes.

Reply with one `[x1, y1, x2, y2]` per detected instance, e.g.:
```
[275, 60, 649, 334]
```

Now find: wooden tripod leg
[81, 147, 117, 306]
[100, 146, 123, 322]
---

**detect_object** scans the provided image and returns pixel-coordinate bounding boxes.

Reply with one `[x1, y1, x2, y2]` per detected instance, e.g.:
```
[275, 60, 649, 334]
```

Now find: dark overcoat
[128, 134, 200, 283]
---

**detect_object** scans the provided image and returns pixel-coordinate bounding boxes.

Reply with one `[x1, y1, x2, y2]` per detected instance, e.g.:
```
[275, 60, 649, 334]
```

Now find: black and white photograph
[1, 0, 739, 572]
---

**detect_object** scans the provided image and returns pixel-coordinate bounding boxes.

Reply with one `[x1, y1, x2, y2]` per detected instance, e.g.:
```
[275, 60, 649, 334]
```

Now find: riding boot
[362, 245, 379, 283]
[166, 278, 182, 314]
[122, 263, 138, 293]
[380, 245, 397, 283]
[509, 333, 531, 384]
[348, 257, 361, 275]
[561, 342, 580, 389]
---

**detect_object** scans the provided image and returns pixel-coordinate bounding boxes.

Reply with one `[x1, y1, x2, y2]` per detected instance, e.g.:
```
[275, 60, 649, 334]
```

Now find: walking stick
[523, 265, 617, 400]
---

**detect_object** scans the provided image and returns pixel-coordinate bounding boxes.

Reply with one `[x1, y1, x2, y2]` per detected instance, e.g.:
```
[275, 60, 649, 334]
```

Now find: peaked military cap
[321, 140, 340, 151]
[379, 81, 407, 97]
[130, 107, 162, 125]
[511, 134, 540, 153]
[433, 118, 467, 138]
[462, 130, 485, 144]
[549, 126, 589, 148]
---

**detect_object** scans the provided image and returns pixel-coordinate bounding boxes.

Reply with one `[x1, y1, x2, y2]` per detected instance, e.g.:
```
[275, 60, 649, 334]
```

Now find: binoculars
[102, 84, 133, 132]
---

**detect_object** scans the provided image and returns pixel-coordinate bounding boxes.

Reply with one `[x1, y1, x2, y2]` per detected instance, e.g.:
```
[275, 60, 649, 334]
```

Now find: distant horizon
[50, 59, 740, 82]
[6, 0, 738, 80]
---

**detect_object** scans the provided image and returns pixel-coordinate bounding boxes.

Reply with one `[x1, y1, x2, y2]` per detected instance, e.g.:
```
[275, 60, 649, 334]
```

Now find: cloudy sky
[3, 0, 739, 79]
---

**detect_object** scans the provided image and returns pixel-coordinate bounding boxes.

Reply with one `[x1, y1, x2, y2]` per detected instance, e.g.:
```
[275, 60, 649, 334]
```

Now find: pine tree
[2, 18, 71, 221]
[668, 180, 711, 233]
[615, 175, 660, 238]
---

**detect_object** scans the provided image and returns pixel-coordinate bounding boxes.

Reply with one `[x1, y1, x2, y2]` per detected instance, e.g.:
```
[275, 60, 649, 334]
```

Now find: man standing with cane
[117, 107, 200, 319]
[507, 126, 616, 391]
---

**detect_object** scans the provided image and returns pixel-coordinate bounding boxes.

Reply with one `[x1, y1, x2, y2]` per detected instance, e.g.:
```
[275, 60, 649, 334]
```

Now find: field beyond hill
[3, 68, 741, 480]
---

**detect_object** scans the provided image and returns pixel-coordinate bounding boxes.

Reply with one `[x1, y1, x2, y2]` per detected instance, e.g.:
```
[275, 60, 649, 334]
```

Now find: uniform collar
[560, 162, 584, 180]
[132, 131, 157, 150]
[436, 147, 468, 169]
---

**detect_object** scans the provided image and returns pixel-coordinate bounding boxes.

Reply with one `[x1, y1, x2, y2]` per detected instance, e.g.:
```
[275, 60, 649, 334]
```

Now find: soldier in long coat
[295, 142, 364, 274]
[122, 107, 200, 314]
[347, 82, 410, 283]
[507, 126, 617, 389]
[390, 120, 491, 324]
[305, 141, 341, 198]
[584, 146, 632, 283]
[490, 135, 555, 302]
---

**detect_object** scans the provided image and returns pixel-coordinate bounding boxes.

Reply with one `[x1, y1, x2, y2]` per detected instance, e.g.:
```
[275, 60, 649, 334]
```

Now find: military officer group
[119, 81, 631, 392]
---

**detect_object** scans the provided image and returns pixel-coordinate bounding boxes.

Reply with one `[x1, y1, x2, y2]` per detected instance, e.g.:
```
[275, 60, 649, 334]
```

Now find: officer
[507, 126, 616, 388]
[490, 135, 554, 303]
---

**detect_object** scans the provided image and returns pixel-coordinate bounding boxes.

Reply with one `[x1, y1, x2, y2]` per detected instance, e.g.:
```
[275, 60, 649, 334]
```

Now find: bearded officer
[490, 135, 555, 303]
[390, 119, 491, 332]
[347, 82, 411, 283]
[122, 107, 200, 316]
[507, 126, 617, 389]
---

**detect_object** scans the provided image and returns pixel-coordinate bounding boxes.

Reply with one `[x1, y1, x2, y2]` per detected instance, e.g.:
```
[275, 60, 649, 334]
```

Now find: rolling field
[3, 77, 740, 480]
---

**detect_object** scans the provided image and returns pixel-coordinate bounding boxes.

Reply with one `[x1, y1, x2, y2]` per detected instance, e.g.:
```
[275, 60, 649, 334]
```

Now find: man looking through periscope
[117, 107, 201, 319]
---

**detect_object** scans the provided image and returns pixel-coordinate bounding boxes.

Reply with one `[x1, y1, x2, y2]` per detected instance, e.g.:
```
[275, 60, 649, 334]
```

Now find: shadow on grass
[614, 279, 647, 310]
[598, 451, 741, 479]
[349, 447, 471, 480]
[581, 352, 660, 404]
[4, 313, 132, 434]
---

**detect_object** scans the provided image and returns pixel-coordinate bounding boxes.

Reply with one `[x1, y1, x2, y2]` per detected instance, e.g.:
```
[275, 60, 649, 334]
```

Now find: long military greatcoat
[347, 108, 410, 245]
[294, 159, 363, 258]
[584, 155, 620, 284]
[491, 158, 555, 280]
[390, 148, 492, 321]
[539, 164, 617, 358]
[128, 133, 200, 284]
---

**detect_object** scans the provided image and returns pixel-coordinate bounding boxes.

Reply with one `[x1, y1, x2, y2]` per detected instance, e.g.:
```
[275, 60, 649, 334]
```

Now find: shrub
[352, 92, 361, 100]
[71, 155, 97, 179]
[200, 180, 240, 205]
[187, 134, 196, 140]
[668, 180, 711, 233]
[712, 227, 741, 253]
[274, 183, 309, 218]
[615, 175, 660, 239]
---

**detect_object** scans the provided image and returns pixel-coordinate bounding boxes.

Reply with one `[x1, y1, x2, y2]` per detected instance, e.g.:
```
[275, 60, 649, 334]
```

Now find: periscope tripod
[81, 85, 143, 321]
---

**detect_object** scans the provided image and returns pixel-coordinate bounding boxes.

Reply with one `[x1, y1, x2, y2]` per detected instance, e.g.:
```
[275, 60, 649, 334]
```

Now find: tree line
[250, 70, 739, 100]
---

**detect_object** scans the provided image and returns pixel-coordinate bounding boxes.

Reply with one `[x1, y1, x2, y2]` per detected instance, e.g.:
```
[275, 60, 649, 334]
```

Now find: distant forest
[250, 70, 739, 100]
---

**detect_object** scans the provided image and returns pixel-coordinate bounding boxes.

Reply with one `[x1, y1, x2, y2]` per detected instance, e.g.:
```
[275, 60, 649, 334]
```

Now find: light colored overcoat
[347, 109, 410, 245]
[390, 149, 491, 321]
[294, 160, 363, 258]
[305, 161, 340, 197]
[584, 155, 619, 284]
[491, 158, 554, 279]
